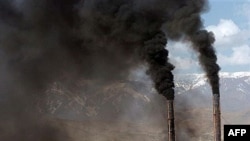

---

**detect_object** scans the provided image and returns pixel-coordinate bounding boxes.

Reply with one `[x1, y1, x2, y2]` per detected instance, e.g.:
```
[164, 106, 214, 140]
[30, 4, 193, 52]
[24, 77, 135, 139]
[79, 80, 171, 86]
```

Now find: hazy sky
[169, 0, 250, 73]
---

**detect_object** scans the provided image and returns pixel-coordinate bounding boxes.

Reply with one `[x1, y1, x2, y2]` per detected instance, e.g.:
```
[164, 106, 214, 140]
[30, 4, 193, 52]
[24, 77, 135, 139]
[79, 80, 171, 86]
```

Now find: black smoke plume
[0, 0, 219, 140]
[143, 32, 175, 100]
[164, 0, 220, 94]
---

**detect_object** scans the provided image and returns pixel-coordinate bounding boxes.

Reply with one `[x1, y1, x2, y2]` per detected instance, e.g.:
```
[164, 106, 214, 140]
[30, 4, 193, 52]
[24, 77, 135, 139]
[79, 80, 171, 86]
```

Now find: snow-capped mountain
[175, 72, 250, 94]
[174, 72, 250, 112]
[42, 72, 250, 120]
[38, 72, 250, 141]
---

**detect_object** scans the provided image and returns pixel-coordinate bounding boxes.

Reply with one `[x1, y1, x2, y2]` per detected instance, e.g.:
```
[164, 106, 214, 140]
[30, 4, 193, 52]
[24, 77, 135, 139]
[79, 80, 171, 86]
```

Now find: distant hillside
[36, 72, 250, 141]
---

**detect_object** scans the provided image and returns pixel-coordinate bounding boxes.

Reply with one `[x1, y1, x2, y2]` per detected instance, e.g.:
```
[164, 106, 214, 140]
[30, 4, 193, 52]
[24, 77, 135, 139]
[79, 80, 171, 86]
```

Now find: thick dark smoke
[164, 0, 220, 94]
[0, 0, 219, 140]
[143, 32, 175, 100]
[191, 31, 220, 94]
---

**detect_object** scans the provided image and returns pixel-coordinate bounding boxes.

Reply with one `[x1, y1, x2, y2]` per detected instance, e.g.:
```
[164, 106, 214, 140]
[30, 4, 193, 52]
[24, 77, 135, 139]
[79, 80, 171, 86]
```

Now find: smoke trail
[190, 31, 220, 94]
[0, 0, 219, 140]
[78, 0, 175, 99]
[164, 0, 220, 93]
[143, 32, 175, 100]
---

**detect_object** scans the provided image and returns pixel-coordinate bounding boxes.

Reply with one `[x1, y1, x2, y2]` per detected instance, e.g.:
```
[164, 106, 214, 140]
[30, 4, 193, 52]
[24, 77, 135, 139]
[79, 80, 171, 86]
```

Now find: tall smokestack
[143, 32, 175, 141]
[164, 1, 221, 140]
[191, 31, 221, 141]
[213, 93, 221, 141]
[167, 100, 175, 141]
